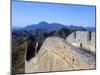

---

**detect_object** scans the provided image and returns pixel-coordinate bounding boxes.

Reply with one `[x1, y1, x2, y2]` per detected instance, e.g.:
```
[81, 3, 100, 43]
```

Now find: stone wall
[25, 37, 95, 73]
[66, 31, 96, 53]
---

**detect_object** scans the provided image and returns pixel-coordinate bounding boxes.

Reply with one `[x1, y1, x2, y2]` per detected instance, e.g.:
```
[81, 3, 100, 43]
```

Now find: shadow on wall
[25, 37, 42, 61]
[26, 42, 36, 61]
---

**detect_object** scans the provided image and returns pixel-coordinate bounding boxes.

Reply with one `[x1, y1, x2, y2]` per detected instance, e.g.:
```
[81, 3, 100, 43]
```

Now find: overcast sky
[12, 1, 96, 27]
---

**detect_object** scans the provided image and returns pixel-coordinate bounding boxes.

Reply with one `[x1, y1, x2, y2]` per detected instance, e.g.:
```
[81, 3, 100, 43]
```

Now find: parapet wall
[66, 31, 96, 53]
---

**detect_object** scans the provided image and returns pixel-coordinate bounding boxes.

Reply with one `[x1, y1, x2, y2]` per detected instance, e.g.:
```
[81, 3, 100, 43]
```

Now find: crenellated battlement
[66, 31, 96, 53]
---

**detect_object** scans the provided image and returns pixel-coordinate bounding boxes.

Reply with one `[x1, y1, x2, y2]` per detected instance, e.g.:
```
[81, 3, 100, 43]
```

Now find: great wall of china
[25, 31, 96, 73]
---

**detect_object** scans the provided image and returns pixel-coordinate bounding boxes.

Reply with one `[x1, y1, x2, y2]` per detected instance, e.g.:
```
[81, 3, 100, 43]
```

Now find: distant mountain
[13, 21, 95, 32]
[67, 25, 86, 31]
[85, 27, 96, 32]
[68, 25, 95, 32]
[51, 28, 72, 39]
[23, 21, 67, 31]
[12, 27, 23, 31]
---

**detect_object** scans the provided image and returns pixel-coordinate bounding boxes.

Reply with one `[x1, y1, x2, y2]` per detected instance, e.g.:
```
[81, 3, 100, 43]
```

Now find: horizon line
[12, 21, 95, 28]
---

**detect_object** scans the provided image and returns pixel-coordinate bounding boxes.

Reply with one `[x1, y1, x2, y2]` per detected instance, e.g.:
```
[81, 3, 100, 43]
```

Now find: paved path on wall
[74, 48, 95, 64]
[65, 41, 96, 64]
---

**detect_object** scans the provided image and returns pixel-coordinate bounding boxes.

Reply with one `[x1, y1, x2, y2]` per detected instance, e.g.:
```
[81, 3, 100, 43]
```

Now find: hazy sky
[12, 1, 96, 27]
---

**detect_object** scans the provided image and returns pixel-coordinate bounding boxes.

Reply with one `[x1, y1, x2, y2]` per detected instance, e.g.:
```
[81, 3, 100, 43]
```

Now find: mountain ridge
[13, 21, 95, 32]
